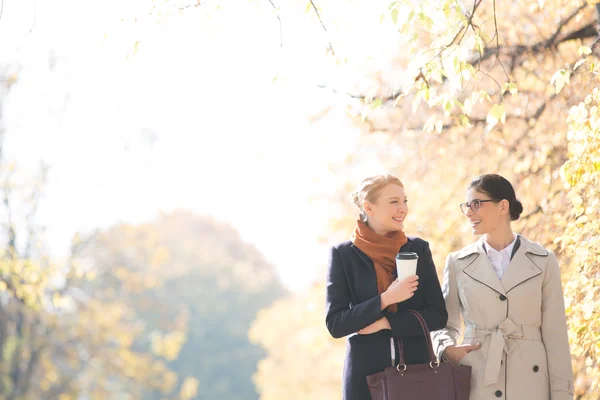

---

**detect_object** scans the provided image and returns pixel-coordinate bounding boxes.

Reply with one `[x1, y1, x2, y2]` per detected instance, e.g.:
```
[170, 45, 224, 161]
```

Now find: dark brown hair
[469, 174, 523, 221]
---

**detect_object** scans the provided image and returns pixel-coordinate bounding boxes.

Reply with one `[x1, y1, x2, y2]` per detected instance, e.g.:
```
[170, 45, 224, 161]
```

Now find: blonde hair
[351, 174, 404, 222]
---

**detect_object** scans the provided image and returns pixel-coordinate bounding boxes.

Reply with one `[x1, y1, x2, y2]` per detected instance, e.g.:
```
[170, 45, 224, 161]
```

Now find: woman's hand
[358, 317, 391, 335]
[442, 343, 481, 364]
[381, 275, 419, 309]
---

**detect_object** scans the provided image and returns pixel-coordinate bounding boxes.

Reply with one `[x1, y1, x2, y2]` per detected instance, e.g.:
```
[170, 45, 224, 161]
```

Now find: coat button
[495, 390, 503, 397]
[533, 365, 539, 372]
[499, 294, 507, 301]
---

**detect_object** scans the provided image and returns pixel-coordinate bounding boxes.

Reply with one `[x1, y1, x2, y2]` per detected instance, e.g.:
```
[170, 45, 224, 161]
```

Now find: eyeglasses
[460, 199, 498, 214]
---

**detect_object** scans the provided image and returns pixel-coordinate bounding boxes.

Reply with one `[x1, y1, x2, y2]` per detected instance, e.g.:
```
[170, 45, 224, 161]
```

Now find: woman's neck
[365, 220, 391, 236]
[484, 227, 515, 251]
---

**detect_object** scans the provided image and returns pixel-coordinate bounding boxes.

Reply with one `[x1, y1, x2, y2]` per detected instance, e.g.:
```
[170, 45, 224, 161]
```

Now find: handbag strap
[396, 310, 437, 367]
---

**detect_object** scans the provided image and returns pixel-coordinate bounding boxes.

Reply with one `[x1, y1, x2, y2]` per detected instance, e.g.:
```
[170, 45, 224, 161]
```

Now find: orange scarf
[351, 219, 408, 312]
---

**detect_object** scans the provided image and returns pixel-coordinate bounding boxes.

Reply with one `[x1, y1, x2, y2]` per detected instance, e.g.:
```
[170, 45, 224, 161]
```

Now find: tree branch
[23, 163, 48, 259]
[17, 342, 42, 397]
[546, 3, 588, 47]
[320, 16, 596, 104]
[521, 205, 543, 221]
[422, 0, 483, 70]
[309, 0, 335, 55]
[26, 0, 37, 35]
[266, 0, 282, 47]
[2, 176, 17, 259]
[7, 310, 25, 400]
[472, 3, 590, 67]
[488, 0, 509, 81]
[316, 83, 405, 102]
[7, 316, 44, 400]
[0, 305, 7, 394]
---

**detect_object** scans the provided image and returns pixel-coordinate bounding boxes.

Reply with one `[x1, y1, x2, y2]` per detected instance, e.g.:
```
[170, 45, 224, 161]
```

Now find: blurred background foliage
[0, 0, 599, 399]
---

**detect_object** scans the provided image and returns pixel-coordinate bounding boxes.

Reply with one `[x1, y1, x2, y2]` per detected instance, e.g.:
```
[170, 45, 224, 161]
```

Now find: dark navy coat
[325, 237, 448, 400]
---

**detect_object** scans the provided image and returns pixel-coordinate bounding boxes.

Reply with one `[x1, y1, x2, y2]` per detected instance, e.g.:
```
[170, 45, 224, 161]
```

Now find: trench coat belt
[464, 318, 542, 386]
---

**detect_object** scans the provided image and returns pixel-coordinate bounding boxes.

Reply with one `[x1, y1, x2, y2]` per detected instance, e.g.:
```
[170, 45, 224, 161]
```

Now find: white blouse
[483, 235, 518, 279]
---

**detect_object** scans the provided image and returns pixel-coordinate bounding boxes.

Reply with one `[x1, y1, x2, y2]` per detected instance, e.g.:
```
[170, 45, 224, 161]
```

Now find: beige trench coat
[432, 236, 573, 400]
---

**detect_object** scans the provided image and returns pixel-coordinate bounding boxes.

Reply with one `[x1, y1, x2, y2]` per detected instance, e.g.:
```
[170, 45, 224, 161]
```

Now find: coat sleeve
[325, 246, 385, 339]
[542, 251, 574, 399]
[431, 253, 463, 360]
[385, 241, 448, 338]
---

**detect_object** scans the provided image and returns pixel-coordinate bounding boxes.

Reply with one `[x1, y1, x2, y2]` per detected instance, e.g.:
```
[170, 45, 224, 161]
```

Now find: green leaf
[474, 35, 484, 55]
[422, 87, 431, 102]
[452, 54, 460, 74]
[479, 30, 492, 43]
[459, 114, 472, 128]
[132, 40, 141, 56]
[443, 3, 451, 18]
[391, 8, 399, 25]
[573, 58, 587, 71]
[578, 46, 592, 56]
[305, 2, 311, 13]
[502, 82, 518, 96]
[442, 99, 452, 117]
[423, 116, 436, 133]
[361, 106, 369, 122]
[550, 69, 570, 94]
[461, 61, 476, 78]
[430, 68, 443, 84]
[412, 91, 422, 114]
[362, 99, 382, 122]
[400, 11, 415, 33]
[418, 12, 433, 31]
[464, 98, 473, 114]
[370, 98, 383, 110]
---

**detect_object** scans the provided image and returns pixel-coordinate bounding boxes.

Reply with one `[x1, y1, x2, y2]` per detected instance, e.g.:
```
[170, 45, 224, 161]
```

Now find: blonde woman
[325, 174, 448, 400]
[432, 174, 573, 400]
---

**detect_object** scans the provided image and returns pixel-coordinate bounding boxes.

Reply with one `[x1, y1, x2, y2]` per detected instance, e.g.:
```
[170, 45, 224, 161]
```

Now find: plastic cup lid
[396, 252, 418, 260]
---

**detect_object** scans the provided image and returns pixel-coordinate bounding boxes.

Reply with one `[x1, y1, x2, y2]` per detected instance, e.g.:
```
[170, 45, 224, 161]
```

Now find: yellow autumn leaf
[486, 103, 506, 130]
[180, 376, 199, 400]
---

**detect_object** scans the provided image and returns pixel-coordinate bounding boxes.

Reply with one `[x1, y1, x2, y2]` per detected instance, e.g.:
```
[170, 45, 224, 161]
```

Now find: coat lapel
[460, 237, 507, 296]
[399, 239, 414, 254]
[501, 236, 546, 293]
[351, 244, 375, 270]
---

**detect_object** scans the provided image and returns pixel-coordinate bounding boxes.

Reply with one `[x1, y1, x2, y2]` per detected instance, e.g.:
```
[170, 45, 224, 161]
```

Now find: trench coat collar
[458, 235, 547, 295]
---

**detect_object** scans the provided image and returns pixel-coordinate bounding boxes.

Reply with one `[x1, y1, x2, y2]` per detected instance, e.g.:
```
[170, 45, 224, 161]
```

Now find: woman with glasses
[326, 174, 448, 400]
[432, 174, 573, 400]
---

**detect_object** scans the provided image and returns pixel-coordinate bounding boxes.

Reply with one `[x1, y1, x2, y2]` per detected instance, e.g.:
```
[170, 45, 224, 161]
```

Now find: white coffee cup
[395, 252, 418, 281]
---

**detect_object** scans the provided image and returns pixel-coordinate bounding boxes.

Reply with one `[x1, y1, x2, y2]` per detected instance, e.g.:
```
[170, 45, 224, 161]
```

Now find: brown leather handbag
[366, 310, 471, 400]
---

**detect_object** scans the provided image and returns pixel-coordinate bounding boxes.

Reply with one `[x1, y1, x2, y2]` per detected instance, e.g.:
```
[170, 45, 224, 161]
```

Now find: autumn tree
[78, 210, 287, 400]
[250, 0, 600, 398]
[0, 70, 200, 399]
[60, 0, 600, 397]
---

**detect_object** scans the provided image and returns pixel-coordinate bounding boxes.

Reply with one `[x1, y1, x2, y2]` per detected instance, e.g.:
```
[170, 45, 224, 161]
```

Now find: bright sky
[1, 0, 398, 291]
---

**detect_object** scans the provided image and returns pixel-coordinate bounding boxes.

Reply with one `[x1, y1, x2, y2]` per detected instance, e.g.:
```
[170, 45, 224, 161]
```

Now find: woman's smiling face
[364, 183, 408, 235]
